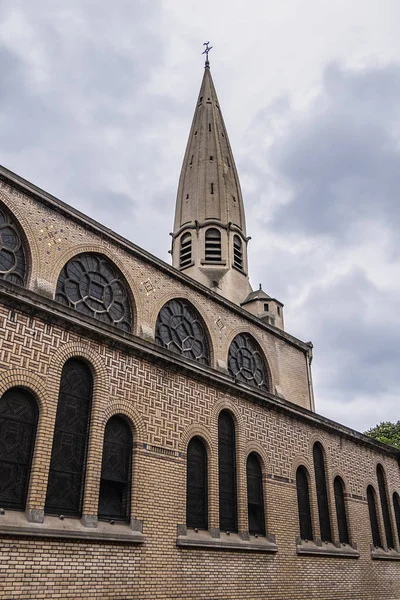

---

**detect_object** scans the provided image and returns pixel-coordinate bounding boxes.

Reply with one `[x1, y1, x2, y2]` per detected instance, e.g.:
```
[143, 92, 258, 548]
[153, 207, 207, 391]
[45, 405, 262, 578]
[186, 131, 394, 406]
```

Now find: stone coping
[177, 527, 278, 552]
[371, 546, 400, 561]
[296, 538, 360, 558]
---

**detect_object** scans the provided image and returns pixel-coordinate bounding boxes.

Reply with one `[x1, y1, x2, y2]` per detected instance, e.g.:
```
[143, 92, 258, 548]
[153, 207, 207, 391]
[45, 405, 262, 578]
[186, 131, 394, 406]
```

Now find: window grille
[186, 437, 208, 530]
[247, 453, 265, 536]
[56, 253, 132, 332]
[233, 235, 243, 270]
[367, 485, 382, 548]
[227, 333, 269, 391]
[204, 228, 221, 262]
[0, 388, 38, 510]
[393, 492, 400, 545]
[334, 476, 349, 544]
[0, 205, 26, 286]
[179, 233, 192, 268]
[218, 411, 237, 532]
[45, 359, 93, 517]
[296, 466, 313, 540]
[98, 416, 132, 522]
[377, 465, 394, 549]
[313, 443, 332, 542]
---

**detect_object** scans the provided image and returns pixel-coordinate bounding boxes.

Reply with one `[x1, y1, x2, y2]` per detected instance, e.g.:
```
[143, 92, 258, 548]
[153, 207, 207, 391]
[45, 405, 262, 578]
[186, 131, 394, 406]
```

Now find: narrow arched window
[205, 228, 221, 262]
[334, 476, 349, 544]
[313, 443, 332, 542]
[179, 233, 192, 268]
[186, 437, 208, 530]
[218, 411, 237, 532]
[98, 416, 132, 522]
[0, 388, 38, 510]
[377, 464, 394, 549]
[45, 359, 93, 517]
[393, 492, 400, 546]
[296, 466, 313, 540]
[247, 453, 265, 536]
[367, 485, 382, 548]
[233, 235, 243, 270]
[228, 333, 269, 391]
[0, 204, 27, 286]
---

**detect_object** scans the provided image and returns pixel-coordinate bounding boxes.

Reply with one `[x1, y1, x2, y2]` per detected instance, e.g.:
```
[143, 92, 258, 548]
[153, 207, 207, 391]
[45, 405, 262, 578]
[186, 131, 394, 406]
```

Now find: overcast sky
[1, 0, 400, 433]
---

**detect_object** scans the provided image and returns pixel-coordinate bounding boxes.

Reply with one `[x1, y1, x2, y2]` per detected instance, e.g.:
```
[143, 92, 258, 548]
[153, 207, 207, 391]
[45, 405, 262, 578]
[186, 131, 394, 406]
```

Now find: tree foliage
[364, 421, 400, 449]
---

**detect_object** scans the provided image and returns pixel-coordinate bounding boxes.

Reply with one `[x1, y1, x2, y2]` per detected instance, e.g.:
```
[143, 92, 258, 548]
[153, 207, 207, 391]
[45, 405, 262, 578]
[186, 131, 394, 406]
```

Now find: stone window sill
[296, 538, 359, 558]
[0, 511, 145, 544]
[177, 526, 278, 553]
[371, 546, 400, 560]
[200, 260, 227, 266]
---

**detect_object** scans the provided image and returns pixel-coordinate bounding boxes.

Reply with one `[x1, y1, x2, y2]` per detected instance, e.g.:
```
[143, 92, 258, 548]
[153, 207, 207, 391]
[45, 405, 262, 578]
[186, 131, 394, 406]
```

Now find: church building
[0, 55, 400, 600]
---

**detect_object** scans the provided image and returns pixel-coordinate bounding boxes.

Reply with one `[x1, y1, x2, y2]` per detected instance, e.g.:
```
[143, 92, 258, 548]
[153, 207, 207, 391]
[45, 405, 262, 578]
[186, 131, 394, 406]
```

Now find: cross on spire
[202, 41, 213, 65]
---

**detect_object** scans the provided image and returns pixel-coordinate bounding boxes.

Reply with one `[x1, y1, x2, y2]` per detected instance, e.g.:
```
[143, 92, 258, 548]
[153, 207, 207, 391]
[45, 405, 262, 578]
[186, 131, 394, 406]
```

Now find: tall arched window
[155, 298, 210, 365]
[313, 443, 332, 542]
[205, 228, 221, 262]
[186, 437, 208, 530]
[377, 464, 394, 549]
[296, 466, 313, 540]
[393, 492, 400, 546]
[334, 476, 349, 544]
[0, 204, 27, 286]
[228, 333, 269, 391]
[218, 411, 237, 532]
[0, 388, 38, 510]
[367, 485, 382, 548]
[56, 253, 133, 332]
[179, 233, 192, 269]
[247, 453, 265, 536]
[98, 416, 132, 522]
[45, 359, 93, 517]
[233, 235, 243, 270]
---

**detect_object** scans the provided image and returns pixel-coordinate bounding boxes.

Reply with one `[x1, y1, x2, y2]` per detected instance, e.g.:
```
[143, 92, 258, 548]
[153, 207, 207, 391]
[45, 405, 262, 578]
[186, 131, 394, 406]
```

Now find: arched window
[367, 485, 382, 548]
[377, 464, 394, 549]
[45, 359, 93, 517]
[393, 492, 400, 545]
[179, 233, 192, 269]
[313, 443, 332, 542]
[56, 253, 132, 332]
[155, 298, 210, 365]
[0, 388, 38, 510]
[228, 333, 269, 391]
[204, 228, 221, 262]
[0, 204, 27, 286]
[186, 437, 208, 530]
[218, 411, 237, 532]
[247, 453, 265, 536]
[233, 235, 243, 270]
[296, 466, 313, 540]
[334, 476, 349, 544]
[98, 416, 132, 522]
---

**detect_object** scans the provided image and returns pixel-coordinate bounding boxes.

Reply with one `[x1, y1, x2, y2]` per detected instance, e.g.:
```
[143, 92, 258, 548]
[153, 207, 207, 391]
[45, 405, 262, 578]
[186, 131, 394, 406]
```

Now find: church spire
[171, 50, 252, 305]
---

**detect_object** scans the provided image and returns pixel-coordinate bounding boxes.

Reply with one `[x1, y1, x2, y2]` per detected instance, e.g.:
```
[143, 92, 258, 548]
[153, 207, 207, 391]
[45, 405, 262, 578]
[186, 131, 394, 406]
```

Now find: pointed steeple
[172, 58, 252, 305]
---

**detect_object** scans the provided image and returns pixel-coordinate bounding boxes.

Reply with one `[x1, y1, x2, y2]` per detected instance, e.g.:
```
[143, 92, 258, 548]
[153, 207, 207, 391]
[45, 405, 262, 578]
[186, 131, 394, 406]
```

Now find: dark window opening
[218, 411, 237, 532]
[277, 306, 281, 315]
[179, 232, 192, 269]
[296, 466, 313, 540]
[208, 123, 212, 132]
[377, 465, 394, 549]
[313, 442, 332, 542]
[367, 485, 382, 547]
[194, 131, 197, 136]
[186, 437, 208, 530]
[189, 155, 193, 165]
[247, 453, 265, 535]
[210, 156, 213, 161]
[264, 303, 269, 312]
[210, 183, 214, 195]
[205, 228, 221, 262]
[232, 195, 236, 203]
[198, 96, 203, 104]
[233, 235, 243, 270]
[334, 477, 349, 544]
[186, 194, 189, 199]
[227, 156, 230, 167]
[393, 492, 400, 545]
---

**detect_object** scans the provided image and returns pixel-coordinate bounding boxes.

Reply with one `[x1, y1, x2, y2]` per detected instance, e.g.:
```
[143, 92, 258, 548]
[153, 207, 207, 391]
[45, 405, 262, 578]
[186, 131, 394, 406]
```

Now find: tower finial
[202, 41, 213, 67]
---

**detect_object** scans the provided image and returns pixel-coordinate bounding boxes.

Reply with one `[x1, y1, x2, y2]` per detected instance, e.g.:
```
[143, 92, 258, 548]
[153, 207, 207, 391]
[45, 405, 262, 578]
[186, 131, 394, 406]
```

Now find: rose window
[228, 333, 269, 391]
[0, 206, 26, 286]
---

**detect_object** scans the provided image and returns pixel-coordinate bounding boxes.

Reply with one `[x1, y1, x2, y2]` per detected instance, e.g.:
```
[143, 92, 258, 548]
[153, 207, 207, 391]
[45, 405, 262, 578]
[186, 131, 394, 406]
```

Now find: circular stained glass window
[228, 333, 269, 391]
[56, 253, 132, 332]
[0, 206, 26, 286]
[155, 299, 210, 365]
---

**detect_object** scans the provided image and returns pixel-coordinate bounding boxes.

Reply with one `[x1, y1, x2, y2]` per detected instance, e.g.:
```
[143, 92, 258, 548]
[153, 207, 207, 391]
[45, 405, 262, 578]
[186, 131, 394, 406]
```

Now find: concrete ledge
[296, 539, 359, 558]
[177, 529, 278, 553]
[371, 547, 400, 561]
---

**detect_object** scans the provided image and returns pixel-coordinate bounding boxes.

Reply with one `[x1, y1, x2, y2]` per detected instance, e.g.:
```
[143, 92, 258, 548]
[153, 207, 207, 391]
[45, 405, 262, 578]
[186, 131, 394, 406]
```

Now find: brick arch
[308, 433, 331, 458]
[180, 423, 214, 456]
[290, 455, 314, 482]
[100, 401, 146, 443]
[210, 397, 243, 432]
[48, 245, 141, 335]
[243, 441, 270, 476]
[330, 468, 351, 495]
[0, 190, 40, 291]
[0, 368, 47, 416]
[224, 328, 274, 393]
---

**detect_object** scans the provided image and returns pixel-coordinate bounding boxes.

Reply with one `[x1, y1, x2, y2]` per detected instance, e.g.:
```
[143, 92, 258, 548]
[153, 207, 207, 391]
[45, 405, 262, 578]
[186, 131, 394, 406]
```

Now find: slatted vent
[180, 232, 192, 268]
[205, 228, 221, 262]
[233, 235, 243, 270]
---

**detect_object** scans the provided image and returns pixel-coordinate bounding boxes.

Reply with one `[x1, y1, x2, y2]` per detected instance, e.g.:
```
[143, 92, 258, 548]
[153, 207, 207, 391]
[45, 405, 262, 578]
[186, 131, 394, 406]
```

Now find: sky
[1, 0, 400, 432]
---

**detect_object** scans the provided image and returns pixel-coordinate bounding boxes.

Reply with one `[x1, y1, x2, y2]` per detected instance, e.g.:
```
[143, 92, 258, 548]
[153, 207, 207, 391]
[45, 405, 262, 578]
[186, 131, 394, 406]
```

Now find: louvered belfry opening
[0, 388, 38, 510]
[204, 228, 222, 262]
[377, 464, 394, 549]
[313, 443, 332, 542]
[218, 411, 237, 533]
[246, 453, 265, 536]
[367, 485, 382, 548]
[393, 492, 400, 544]
[296, 466, 313, 540]
[45, 359, 93, 517]
[98, 415, 132, 522]
[179, 232, 192, 269]
[334, 476, 349, 544]
[233, 235, 243, 270]
[186, 437, 208, 530]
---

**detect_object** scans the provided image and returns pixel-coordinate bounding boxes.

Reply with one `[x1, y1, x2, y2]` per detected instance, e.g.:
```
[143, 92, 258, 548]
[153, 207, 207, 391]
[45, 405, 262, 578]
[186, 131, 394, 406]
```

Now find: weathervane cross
[202, 41, 213, 63]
